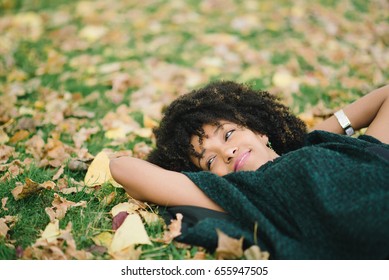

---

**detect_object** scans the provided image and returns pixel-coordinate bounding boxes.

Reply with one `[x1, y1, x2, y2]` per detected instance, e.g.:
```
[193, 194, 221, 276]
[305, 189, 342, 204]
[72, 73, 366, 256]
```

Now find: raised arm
[109, 157, 224, 211]
[313, 85, 389, 144]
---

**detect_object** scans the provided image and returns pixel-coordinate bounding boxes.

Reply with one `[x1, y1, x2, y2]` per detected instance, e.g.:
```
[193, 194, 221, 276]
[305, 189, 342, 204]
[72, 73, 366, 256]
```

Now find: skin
[190, 122, 279, 176]
[110, 84, 389, 212]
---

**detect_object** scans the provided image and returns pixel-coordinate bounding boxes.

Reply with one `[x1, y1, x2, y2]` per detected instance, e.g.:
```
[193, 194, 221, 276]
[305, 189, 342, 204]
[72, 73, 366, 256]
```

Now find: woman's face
[190, 121, 279, 176]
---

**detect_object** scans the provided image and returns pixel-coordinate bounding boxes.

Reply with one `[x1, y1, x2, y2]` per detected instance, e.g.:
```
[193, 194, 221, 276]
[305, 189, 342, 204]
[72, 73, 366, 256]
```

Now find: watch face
[345, 127, 354, 136]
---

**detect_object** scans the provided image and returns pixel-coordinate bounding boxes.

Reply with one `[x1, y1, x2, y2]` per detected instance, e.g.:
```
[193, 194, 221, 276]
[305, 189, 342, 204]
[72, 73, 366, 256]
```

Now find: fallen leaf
[79, 25, 108, 42]
[45, 193, 87, 221]
[23, 222, 92, 260]
[215, 229, 244, 260]
[11, 178, 44, 200]
[41, 219, 61, 243]
[138, 210, 160, 226]
[92, 231, 113, 248]
[1, 197, 9, 211]
[112, 211, 129, 230]
[272, 69, 299, 91]
[154, 213, 182, 244]
[0, 129, 10, 144]
[0, 219, 10, 238]
[243, 245, 270, 260]
[109, 213, 151, 254]
[84, 151, 112, 187]
[52, 165, 65, 180]
[109, 244, 142, 260]
[67, 159, 88, 171]
[102, 191, 116, 206]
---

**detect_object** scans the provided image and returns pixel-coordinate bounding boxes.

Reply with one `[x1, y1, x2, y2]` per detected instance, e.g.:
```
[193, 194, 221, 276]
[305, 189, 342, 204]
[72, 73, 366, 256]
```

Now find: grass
[0, 0, 388, 260]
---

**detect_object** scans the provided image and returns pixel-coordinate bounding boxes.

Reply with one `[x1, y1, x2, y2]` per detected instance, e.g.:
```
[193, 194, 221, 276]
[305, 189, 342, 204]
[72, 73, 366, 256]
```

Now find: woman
[109, 81, 389, 259]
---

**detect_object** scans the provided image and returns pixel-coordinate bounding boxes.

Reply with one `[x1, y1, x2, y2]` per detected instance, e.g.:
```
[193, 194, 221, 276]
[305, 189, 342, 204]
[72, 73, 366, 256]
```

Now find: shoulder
[305, 130, 387, 148]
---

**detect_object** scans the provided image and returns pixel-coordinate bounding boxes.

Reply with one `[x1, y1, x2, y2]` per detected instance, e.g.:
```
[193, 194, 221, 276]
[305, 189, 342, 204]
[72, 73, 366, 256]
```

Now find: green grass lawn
[0, 0, 388, 260]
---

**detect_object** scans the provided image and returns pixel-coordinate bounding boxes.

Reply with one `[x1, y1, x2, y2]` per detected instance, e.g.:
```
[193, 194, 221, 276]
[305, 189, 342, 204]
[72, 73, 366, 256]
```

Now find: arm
[109, 157, 224, 212]
[312, 85, 389, 144]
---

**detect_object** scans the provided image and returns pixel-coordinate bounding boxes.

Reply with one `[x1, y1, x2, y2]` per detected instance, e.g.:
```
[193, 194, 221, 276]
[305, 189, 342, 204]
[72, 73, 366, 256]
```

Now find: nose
[223, 146, 237, 163]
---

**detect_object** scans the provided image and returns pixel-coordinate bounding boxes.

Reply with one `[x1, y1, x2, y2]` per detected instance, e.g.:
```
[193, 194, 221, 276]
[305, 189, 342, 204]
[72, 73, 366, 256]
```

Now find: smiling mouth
[234, 151, 250, 172]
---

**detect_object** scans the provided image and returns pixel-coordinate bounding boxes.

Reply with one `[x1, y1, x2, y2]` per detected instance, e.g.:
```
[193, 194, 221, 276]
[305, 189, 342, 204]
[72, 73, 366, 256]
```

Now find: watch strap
[334, 109, 354, 136]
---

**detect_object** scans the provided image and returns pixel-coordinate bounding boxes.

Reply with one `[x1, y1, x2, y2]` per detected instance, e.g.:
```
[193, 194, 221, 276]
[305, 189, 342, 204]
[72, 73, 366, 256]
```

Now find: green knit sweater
[179, 131, 389, 259]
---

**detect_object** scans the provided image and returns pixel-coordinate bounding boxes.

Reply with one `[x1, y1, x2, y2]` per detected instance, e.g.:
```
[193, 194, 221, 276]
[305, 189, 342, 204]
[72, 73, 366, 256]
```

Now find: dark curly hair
[147, 80, 307, 172]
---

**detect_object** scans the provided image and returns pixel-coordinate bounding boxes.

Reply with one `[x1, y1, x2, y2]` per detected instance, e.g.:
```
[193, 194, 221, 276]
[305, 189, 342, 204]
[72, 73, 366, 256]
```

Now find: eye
[225, 129, 235, 141]
[206, 156, 215, 170]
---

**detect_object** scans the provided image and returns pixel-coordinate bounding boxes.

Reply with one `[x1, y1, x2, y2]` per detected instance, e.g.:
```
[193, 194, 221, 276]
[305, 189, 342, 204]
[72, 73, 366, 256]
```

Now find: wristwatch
[334, 109, 354, 136]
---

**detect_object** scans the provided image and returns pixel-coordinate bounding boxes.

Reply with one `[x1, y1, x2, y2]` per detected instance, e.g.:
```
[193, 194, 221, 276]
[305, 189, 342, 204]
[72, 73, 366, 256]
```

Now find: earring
[267, 141, 273, 150]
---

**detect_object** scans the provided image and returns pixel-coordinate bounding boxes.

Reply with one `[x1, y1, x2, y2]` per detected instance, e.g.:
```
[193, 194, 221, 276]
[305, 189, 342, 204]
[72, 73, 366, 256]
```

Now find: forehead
[191, 121, 231, 146]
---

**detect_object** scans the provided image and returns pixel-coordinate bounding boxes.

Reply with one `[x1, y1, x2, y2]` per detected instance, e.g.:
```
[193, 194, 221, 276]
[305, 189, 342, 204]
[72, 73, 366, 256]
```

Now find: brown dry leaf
[298, 112, 322, 130]
[67, 159, 89, 171]
[9, 129, 29, 144]
[0, 145, 15, 164]
[45, 193, 87, 221]
[1, 197, 9, 211]
[154, 213, 183, 244]
[0, 219, 10, 238]
[101, 191, 116, 206]
[133, 142, 153, 160]
[100, 105, 140, 140]
[25, 134, 45, 161]
[23, 221, 92, 260]
[243, 245, 270, 260]
[215, 229, 244, 260]
[72, 126, 99, 149]
[11, 178, 44, 200]
[109, 213, 151, 254]
[52, 165, 65, 180]
[0, 159, 24, 182]
[192, 251, 207, 260]
[45, 138, 72, 168]
[109, 244, 142, 260]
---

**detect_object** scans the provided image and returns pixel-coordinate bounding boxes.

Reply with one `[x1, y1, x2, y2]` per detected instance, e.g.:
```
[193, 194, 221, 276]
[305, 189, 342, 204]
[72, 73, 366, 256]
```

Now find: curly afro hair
[147, 80, 307, 172]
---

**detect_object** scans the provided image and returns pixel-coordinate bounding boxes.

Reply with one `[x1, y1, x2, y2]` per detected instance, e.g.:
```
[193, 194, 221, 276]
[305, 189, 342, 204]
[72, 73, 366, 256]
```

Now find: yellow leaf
[0, 129, 9, 144]
[143, 115, 158, 128]
[92, 231, 113, 248]
[272, 69, 297, 89]
[111, 202, 139, 217]
[109, 213, 151, 253]
[105, 127, 127, 140]
[84, 151, 112, 187]
[134, 128, 153, 138]
[138, 210, 160, 225]
[79, 25, 108, 42]
[41, 220, 60, 243]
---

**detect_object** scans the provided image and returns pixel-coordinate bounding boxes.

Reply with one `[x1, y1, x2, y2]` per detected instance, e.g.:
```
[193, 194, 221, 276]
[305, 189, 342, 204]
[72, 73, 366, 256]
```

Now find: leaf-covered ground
[0, 0, 388, 260]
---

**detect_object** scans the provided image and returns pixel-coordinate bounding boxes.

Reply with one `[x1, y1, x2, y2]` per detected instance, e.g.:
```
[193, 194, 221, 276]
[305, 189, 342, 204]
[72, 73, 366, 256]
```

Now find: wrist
[334, 109, 354, 136]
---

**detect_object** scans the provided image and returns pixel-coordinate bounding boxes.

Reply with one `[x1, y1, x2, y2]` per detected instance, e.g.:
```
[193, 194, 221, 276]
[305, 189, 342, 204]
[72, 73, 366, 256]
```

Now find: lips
[234, 151, 250, 172]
